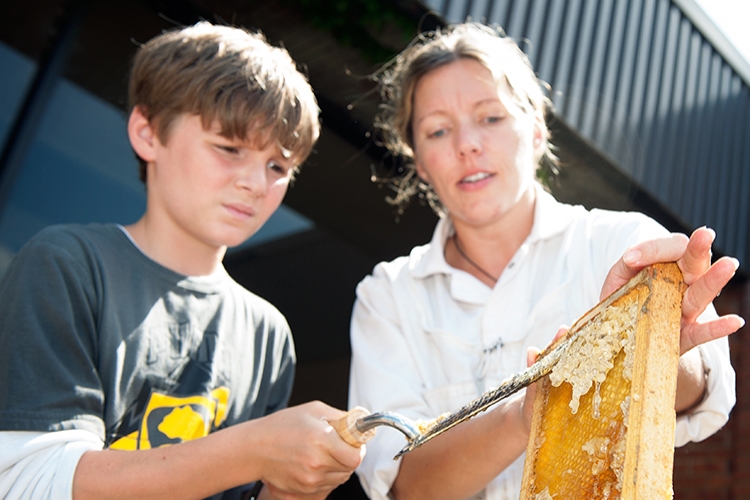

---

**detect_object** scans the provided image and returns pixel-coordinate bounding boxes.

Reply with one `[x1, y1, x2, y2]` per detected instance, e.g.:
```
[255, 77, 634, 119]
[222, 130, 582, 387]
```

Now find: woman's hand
[522, 327, 569, 432]
[521, 347, 540, 434]
[600, 227, 744, 354]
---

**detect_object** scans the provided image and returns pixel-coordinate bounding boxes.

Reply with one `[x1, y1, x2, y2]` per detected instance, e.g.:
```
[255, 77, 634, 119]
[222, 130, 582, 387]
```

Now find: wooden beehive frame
[520, 262, 685, 499]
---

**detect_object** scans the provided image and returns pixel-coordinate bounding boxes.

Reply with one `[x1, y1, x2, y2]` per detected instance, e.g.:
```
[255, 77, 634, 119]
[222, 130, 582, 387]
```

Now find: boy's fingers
[263, 482, 335, 500]
[329, 440, 366, 470]
[302, 469, 354, 496]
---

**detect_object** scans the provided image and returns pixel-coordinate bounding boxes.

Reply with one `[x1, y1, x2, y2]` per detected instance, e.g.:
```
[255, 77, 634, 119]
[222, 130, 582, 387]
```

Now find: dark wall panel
[425, 0, 750, 264]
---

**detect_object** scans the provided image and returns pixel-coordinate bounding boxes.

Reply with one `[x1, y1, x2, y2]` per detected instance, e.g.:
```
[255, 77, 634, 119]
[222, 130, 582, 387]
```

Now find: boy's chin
[211, 220, 270, 249]
[222, 230, 261, 249]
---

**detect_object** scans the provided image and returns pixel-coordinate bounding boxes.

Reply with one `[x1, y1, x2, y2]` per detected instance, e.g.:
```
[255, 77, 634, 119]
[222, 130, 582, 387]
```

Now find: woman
[349, 22, 742, 500]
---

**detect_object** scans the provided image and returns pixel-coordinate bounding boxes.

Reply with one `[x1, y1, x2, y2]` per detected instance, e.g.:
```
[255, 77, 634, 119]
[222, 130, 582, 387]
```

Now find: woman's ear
[414, 156, 432, 184]
[532, 114, 545, 156]
[128, 106, 157, 163]
[534, 116, 544, 147]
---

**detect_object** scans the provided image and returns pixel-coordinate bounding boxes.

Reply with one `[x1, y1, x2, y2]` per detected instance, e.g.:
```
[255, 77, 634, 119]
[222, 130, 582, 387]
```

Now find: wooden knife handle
[330, 406, 376, 447]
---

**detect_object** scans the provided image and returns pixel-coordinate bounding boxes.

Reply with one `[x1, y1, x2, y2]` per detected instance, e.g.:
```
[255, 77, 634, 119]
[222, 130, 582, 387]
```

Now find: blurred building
[0, 0, 747, 497]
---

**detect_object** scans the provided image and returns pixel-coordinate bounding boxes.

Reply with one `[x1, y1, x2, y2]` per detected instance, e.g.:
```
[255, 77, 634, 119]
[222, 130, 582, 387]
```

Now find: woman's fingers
[597, 228, 743, 355]
[678, 227, 715, 285]
[679, 315, 745, 354]
[621, 233, 690, 268]
[600, 233, 689, 299]
[527, 346, 541, 367]
[522, 347, 542, 434]
[682, 256, 739, 324]
[552, 326, 568, 344]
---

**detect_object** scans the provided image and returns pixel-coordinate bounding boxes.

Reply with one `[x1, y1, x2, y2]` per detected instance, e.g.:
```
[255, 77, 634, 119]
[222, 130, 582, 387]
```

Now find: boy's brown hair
[128, 22, 320, 183]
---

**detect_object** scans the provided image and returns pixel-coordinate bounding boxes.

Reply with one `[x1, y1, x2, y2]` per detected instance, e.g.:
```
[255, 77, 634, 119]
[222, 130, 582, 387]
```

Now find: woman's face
[411, 58, 542, 229]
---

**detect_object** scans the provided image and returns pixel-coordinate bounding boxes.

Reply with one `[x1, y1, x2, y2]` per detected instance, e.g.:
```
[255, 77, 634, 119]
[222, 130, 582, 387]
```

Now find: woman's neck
[446, 187, 536, 286]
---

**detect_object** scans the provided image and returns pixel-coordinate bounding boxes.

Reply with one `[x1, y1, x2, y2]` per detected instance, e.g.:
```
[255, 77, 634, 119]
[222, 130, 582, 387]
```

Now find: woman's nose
[457, 125, 482, 157]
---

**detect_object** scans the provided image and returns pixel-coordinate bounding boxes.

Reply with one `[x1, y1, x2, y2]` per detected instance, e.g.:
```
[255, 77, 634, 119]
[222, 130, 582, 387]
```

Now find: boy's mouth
[224, 203, 255, 218]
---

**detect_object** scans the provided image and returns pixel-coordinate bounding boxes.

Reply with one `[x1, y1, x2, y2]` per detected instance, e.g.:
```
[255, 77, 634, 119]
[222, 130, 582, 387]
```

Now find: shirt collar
[528, 183, 576, 242]
[410, 216, 454, 279]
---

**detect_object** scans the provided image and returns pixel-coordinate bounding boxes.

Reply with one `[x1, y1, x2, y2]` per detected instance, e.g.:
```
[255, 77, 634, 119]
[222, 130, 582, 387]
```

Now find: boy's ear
[128, 106, 157, 163]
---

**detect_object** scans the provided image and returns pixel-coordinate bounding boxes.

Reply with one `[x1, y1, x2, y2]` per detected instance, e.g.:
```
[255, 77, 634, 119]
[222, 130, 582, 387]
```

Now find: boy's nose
[236, 162, 268, 195]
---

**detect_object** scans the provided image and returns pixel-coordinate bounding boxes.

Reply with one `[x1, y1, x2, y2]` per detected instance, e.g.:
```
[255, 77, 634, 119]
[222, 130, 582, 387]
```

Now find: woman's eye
[428, 128, 446, 139]
[485, 116, 502, 124]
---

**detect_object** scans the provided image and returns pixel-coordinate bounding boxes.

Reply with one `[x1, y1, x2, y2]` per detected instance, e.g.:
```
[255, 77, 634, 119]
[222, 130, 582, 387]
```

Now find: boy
[0, 22, 363, 499]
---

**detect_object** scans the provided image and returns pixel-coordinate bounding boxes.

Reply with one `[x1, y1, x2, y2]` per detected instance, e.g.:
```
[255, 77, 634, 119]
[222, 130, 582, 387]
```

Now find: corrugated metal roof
[421, 0, 750, 263]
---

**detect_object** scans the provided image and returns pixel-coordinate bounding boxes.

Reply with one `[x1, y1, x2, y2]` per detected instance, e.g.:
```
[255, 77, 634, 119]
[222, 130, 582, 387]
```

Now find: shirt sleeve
[674, 310, 735, 446]
[0, 430, 103, 500]
[0, 232, 105, 436]
[265, 322, 296, 415]
[349, 268, 425, 500]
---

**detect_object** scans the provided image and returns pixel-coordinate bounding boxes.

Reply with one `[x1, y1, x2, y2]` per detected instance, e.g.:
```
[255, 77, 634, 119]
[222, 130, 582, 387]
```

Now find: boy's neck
[124, 217, 226, 277]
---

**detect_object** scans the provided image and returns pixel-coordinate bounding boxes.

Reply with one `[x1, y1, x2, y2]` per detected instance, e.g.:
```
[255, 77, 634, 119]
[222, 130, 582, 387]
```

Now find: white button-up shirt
[349, 187, 735, 500]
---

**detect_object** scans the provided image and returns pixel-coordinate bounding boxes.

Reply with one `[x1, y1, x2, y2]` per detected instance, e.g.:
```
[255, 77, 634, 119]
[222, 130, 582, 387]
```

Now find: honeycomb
[520, 263, 684, 500]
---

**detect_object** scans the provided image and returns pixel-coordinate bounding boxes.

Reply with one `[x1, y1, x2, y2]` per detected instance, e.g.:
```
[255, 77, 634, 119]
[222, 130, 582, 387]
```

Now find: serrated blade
[394, 334, 573, 459]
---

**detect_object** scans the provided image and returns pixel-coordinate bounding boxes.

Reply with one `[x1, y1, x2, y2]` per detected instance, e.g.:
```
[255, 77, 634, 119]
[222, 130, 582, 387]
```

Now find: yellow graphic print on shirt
[110, 386, 230, 450]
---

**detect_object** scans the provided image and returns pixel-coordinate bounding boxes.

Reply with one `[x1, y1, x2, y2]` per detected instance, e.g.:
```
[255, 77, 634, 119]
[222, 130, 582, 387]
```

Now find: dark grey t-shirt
[0, 224, 295, 485]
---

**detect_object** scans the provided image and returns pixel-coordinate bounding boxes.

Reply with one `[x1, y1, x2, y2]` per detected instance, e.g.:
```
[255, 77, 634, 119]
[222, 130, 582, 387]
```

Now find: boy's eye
[219, 145, 240, 154]
[485, 116, 502, 124]
[267, 161, 289, 175]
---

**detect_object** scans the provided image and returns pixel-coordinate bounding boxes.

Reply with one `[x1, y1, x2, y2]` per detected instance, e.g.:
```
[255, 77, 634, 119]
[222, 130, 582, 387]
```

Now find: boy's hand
[600, 227, 744, 355]
[252, 401, 365, 499]
[257, 484, 330, 500]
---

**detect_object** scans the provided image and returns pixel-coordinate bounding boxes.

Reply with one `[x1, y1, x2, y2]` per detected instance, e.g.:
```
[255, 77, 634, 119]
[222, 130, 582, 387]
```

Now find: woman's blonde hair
[129, 22, 320, 182]
[374, 22, 555, 216]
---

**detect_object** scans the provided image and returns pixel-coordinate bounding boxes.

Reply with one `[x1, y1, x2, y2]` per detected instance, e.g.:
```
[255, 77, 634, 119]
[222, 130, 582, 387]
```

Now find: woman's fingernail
[623, 249, 641, 265]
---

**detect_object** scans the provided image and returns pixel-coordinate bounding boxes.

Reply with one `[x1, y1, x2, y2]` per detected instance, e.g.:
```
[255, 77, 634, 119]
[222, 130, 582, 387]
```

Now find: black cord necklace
[452, 234, 498, 283]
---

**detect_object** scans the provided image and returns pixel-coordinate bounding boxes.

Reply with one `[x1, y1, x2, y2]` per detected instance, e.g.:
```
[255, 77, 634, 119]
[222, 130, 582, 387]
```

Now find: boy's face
[137, 112, 295, 250]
